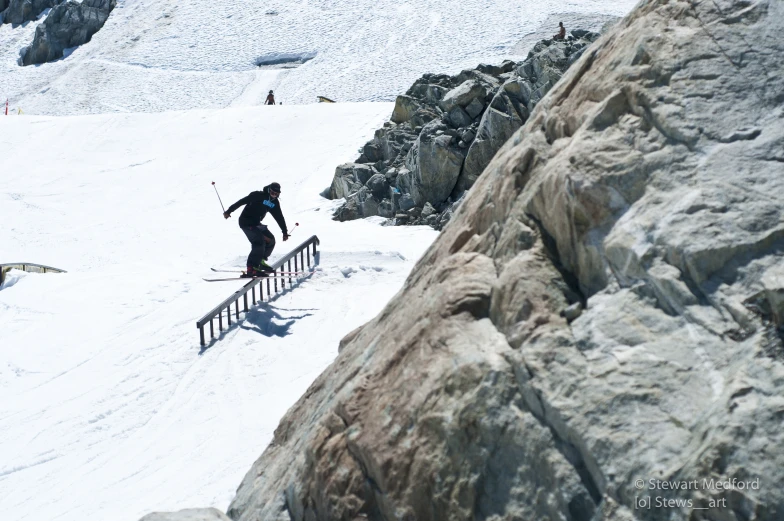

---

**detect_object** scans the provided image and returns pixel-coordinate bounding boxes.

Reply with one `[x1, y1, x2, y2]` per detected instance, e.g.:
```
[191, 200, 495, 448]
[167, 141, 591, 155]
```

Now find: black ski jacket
[227, 185, 288, 233]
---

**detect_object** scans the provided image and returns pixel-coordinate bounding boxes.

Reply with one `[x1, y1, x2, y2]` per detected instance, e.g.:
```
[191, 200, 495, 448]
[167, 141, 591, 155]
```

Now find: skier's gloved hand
[283, 233, 290, 241]
[223, 211, 231, 219]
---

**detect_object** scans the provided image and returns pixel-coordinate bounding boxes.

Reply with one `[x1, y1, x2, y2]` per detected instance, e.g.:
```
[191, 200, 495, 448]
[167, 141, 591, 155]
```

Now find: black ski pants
[241, 224, 276, 268]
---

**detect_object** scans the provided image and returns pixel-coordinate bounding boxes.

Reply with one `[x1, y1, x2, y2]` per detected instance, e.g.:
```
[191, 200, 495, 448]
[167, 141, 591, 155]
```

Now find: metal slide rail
[196, 235, 320, 346]
[0, 262, 67, 285]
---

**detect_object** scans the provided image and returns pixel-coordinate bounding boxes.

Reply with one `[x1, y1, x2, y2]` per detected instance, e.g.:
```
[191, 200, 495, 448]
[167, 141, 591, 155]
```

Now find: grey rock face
[328, 31, 598, 228]
[21, 0, 116, 65]
[406, 122, 465, 207]
[224, 2, 784, 521]
[138, 508, 230, 521]
[2, 0, 62, 25]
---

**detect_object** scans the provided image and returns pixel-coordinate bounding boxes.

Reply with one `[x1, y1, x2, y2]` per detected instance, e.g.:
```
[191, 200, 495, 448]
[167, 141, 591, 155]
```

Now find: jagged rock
[329, 30, 606, 226]
[138, 508, 230, 521]
[332, 196, 360, 222]
[362, 140, 383, 163]
[461, 128, 476, 143]
[397, 193, 415, 212]
[366, 173, 389, 199]
[406, 121, 465, 207]
[409, 107, 439, 128]
[2, 0, 62, 25]
[395, 167, 412, 194]
[224, 2, 784, 521]
[464, 97, 485, 119]
[361, 196, 379, 218]
[475, 60, 517, 77]
[390, 95, 422, 124]
[439, 80, 488, 112]
[420, 202, 436, 218]
[377, 199, 395, 219]
[21, 0, 115, 65]
[446, 106, 472, 128]
[329, 163, 370, 199]
[0, 0, 8, 16]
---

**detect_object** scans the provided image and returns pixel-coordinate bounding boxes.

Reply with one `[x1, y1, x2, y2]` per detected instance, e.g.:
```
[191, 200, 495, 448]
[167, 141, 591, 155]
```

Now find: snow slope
[0, 0, 638, 115]
[0, 104, 439, 521]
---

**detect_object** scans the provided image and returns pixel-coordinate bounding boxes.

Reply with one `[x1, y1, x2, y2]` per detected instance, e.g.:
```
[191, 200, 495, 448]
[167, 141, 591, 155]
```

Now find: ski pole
[211, 181, 226, 213]
[287, 222, 300, 236]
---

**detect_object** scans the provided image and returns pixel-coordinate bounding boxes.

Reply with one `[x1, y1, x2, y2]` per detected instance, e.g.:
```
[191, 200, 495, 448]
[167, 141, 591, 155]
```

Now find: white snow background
[0, 0, 639, 519]
[0, 104, 440, 521]
[1, 0, 637, 115]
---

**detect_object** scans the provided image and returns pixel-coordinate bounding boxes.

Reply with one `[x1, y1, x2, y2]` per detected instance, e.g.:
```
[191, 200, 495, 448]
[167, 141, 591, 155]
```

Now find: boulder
[464, 97, 484, 119]
[362, 140, 384, 163]
[446, 105, 472, 128]
[361, 196, 379, 218]
[2, 0, 62, 25]
[439, 80, 488, 112]
[406, 122, 465, 207]
[395, 167, 412, 194]
[332, 196, 360, 222]
[366, 173, 389, 199]
[138, 508, 230, 521]
[21, 0, 115, 65]
[391, 95, 422, 124]
[377, 199, 395, 218]
[329, 163, 370, 199]
[397, 193, 415, 212]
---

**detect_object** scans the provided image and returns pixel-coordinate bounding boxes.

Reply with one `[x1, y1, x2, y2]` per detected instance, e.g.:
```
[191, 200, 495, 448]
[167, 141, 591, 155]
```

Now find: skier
[223, 182, 289, 277]
[265, 90, 276, 105]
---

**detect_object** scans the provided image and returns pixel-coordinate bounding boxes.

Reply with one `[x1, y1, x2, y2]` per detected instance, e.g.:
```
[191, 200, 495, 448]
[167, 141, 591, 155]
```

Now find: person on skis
[223, 182, 289, 277]
[265, 90, 276, 105]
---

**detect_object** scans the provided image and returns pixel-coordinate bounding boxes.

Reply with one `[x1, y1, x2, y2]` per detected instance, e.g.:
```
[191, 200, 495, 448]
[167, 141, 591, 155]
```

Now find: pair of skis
[204, 267, 310, 282]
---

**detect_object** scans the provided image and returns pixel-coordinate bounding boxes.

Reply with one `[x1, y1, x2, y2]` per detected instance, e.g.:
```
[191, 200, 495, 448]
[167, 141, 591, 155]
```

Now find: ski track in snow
[0, 104, 438, 521]
[0, 0, 638, 115]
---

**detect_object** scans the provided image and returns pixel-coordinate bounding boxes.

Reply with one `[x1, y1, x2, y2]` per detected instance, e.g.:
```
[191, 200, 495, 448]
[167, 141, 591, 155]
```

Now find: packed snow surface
[0, 103, 440, 521]
[0, 0, 638, 114]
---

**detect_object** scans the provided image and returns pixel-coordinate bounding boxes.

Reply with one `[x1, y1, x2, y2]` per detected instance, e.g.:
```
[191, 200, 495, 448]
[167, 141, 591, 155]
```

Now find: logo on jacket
[263, 200, 276, 209]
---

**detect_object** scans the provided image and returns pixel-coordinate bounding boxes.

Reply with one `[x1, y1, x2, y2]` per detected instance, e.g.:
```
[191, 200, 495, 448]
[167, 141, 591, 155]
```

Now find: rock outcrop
[20, 0, 115, 66]
[1, 0, 63, 25]
[220, 0, 784, 520]
[326, 30, 601, 229]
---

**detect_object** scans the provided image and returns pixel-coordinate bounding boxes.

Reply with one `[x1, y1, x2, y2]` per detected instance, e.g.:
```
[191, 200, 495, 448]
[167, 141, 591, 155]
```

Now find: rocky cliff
[1, 0, 63, 25]
[327, 30, 602, 230]
[20, 0, 115, 65]
[143, 0, 784, 519]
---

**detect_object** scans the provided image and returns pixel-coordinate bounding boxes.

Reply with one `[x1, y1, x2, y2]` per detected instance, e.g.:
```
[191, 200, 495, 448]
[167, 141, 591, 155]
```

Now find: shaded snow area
[0, 103, 438, 521]
[0, 0, 638, 115]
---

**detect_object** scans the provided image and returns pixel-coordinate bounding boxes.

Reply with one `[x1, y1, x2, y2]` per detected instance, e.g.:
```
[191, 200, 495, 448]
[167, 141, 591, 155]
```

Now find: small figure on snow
[223, 182, 289, 277]
[554, 21, 566, 41]
[265, 90, 276, 105]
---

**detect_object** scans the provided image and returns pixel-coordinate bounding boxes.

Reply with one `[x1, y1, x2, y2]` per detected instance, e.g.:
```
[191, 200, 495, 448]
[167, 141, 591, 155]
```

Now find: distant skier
[265, 90, 276, 105]
[223, 182, 289, 277]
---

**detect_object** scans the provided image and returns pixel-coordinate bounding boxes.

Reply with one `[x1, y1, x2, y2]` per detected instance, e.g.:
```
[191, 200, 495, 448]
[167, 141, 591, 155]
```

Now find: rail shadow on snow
[198, 276, 315, 355]
[240, 304, 315, 338]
